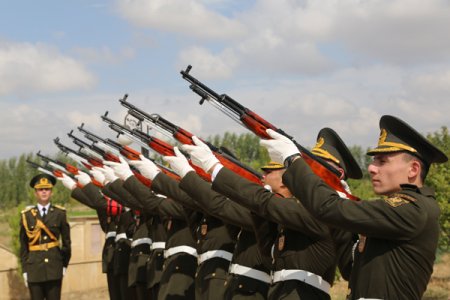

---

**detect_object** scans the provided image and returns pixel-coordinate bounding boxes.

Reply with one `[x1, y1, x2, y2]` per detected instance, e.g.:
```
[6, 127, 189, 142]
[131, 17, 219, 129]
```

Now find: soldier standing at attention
[20, 174, 71, 300]
[261, 115, 448, 299]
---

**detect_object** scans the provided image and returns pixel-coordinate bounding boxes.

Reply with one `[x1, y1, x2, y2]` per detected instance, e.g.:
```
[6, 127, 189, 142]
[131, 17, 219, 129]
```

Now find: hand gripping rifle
[53, 139, 106, 187]
[67, 129, 153, 187]
[119, 96, 263, 185]
[77, 123, 180, 182]
[26, 159, 85, 189]
[181, 65, 358, 200]
[101, 111, 211, 182]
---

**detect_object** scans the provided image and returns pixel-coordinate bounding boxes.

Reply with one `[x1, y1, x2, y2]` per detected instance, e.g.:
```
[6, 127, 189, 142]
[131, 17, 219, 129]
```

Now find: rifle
[54, 137, 103, 170]
[181, 65, 358, 200]
[78, 123, 180, 182]
[101, 111, 211, 181]
[27, 159, 66, 179]
[119, 97, 263, 184]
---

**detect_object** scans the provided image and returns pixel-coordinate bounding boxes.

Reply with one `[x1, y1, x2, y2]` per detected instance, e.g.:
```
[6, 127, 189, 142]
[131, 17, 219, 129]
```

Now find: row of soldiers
[21, 114, 447, 300]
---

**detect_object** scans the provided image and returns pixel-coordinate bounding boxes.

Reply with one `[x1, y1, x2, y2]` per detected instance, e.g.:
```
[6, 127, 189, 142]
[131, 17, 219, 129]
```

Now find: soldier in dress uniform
[178, 135, 360, 299]
[261, 115, 448, 299]
[20, 174, 71, 300]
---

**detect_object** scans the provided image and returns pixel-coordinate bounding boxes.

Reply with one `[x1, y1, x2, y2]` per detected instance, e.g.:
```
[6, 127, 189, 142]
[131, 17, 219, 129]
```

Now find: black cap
[367, 115, 448, 166]
[311, 128, 363, 179]
[30, 174, 56, 189]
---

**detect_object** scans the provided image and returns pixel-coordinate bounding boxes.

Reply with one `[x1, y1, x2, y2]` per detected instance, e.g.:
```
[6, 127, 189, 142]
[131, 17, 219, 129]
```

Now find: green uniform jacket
[20, 204, 71, 283]
[283, 158, 440, 300]
[179, 171, 271, 298]
[212, 167, 337, 299]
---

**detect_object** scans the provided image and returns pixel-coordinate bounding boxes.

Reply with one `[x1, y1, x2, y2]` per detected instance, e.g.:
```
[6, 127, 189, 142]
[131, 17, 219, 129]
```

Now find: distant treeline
[1, 130, 448, 250]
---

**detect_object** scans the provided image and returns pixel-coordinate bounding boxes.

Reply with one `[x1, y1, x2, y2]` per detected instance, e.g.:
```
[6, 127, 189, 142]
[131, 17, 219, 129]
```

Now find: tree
[425, 127, 450, 251]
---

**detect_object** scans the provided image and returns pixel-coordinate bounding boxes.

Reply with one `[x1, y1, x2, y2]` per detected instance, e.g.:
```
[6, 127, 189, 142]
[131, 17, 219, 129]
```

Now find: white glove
[129, 155, 160, 180]
[89, 168, 106, 185]
[75, 171, 92, 186]
[260, 129, 300, 164]
[57, 173, 77, 190]
[23, 272, 28, 287]
[104, 156, 134, 181]
[163, 147, 194, 178]
[93, 166, 118, 184]
[63, 267, 67, 276]
[181, 136, 219, 173]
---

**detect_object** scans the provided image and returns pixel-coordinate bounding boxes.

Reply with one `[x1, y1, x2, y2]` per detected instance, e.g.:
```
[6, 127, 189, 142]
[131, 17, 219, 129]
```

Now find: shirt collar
[37, 203, 51, 214]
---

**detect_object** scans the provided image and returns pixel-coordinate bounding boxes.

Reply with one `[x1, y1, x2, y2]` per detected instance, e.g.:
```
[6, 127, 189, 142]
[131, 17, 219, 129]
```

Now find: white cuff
[211, 164, 224, 181]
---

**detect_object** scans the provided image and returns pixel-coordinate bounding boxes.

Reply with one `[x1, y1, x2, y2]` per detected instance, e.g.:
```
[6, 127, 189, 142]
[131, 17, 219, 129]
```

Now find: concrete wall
[0, 216, 107, 300]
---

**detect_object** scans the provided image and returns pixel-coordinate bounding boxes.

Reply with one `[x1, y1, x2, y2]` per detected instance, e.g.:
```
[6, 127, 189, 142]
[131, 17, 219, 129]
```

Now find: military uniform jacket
[20, 204, 71, 283]
[212, 167, 337, 286]
[179, 172, 271, 276]
[283, 158, 440, 299]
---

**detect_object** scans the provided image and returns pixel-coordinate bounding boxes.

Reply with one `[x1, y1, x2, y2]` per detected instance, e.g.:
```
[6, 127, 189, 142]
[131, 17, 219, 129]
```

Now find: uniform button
[195, 272, 198, 278]
[139, 251, 142, 255]
[238, 284, 243, 289]
[224, 281, 227, 286]
[157, 253, 161, 256]
[162, 264, 165, 269]
[197, 240, 200, 244]
[175, 266, 179, 270]
[44, 258, 49, 263]
[43, 236, 48, 240]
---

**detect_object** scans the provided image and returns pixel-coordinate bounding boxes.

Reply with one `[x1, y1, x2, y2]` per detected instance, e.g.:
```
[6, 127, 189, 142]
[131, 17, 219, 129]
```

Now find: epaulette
[384, 193, 416, 208]
[53, 204, 66, 211]
[21, 205, 35, 214]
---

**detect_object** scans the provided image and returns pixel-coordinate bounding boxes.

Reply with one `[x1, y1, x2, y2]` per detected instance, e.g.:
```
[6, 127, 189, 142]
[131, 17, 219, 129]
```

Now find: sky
[1, 0, 449, 160]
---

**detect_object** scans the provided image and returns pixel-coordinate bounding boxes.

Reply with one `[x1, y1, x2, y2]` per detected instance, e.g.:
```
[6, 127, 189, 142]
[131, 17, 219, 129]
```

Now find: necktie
[42, 207, 46, 217]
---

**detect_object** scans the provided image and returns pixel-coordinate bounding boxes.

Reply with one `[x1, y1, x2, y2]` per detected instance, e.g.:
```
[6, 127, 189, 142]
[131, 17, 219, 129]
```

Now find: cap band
[311, 137, 340, 164]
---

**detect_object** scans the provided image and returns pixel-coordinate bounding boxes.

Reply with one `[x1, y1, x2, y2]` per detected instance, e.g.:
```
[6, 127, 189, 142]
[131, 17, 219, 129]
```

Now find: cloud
[72, 46, 136, 64]
[0, 41, 96, 96]
[115, 0, 246, 40]
[178, 46, 238, 79]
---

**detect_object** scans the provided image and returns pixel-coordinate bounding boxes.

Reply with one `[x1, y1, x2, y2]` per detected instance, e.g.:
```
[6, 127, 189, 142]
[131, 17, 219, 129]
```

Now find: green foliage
[425, 127, 450, 251]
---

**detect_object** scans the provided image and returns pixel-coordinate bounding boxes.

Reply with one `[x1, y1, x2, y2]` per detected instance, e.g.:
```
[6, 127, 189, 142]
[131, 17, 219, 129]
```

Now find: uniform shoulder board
[21, 205, 35, 214]
[384, 193, 416, 208]
[53, 204, 66, 211]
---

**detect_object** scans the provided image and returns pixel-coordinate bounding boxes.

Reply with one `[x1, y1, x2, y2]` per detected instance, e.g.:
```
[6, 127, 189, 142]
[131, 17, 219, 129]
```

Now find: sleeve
[282, 158, 427, 239]
[60, 210, 71, 268]
[123, 175, 185, 219]
[212, 167, 330, 238]
[70, 187, 96, 209]
[19, 214, 29, 273]
[81, 183, 108, 210]
[151, 173, 203, 212]
[108, 179, 144, 211]
[179, 171, 255, 231]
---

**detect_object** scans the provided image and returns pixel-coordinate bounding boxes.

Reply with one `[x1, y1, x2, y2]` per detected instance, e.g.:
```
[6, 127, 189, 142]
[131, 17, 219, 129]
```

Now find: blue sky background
[1, 0, 449, 160]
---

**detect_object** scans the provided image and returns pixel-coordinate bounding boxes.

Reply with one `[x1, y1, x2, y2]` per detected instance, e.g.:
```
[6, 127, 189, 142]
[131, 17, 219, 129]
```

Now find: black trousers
[28, 279, 62, 300]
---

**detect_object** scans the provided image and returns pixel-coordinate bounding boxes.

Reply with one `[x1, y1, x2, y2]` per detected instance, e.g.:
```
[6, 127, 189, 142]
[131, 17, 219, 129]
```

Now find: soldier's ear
[408, 159, 421, 181]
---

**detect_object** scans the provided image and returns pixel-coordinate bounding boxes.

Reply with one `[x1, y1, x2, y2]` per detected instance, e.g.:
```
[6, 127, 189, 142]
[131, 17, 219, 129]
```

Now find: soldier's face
[368, 153, 411, 195]
[35, 188, 52, 204]
[262, 169, 285, 192]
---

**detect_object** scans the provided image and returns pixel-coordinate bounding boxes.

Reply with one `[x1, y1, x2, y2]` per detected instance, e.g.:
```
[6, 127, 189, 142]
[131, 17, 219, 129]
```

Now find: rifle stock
[119, 98, 263, 184]
[102, 111, 209, 182]
[181, 65, 358, 201]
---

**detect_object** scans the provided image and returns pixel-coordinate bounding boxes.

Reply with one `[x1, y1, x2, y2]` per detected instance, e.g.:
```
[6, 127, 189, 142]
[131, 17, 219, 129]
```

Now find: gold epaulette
[384, 193, 416, 208]
[21, 206, 35, 214]
[53, 204, 66, 211]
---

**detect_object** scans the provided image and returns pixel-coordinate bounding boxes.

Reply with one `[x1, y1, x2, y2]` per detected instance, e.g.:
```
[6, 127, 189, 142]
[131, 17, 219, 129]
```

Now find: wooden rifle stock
[182, 65, 358, 201]
[119, 98, 263, 184]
